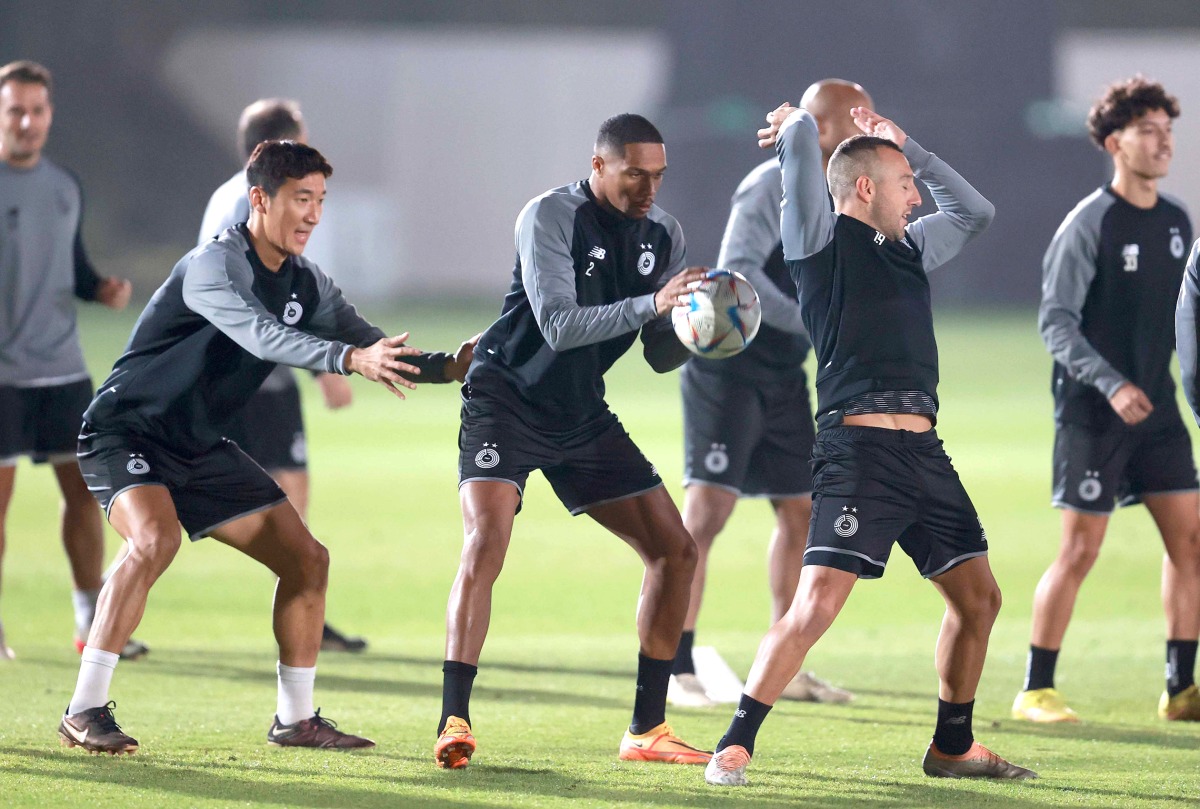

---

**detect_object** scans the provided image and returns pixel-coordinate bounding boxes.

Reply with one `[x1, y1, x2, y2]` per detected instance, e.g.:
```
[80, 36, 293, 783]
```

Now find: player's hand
[654, 267, 710, 315]
[316, 372, 353, 410]
[97, 277, 132, 310]
[344, 334, 422, 400]
[757, 103, 799, 149]
[1108, 382, 1153, 425]
[445, 333, 482, 383]
[851, 107, 907, 148]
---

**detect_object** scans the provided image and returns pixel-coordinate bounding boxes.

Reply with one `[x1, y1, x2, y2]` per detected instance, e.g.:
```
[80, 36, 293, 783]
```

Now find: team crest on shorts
[282, 294, 304, 325]
[834, 505, 859, 537]
[1077, 470, 1102, 502]
[704, 443, 729, 474]
[636, 244, 656, 276]
[475, 442, 500, 469]
[126, 454, 151, 475]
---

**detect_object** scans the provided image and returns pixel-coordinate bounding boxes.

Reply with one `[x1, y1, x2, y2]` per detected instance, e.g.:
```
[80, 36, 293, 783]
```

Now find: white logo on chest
[1170, 227, 1185, 260]
[282, 293, 303, 325]
[637, 243, 656, 275]
[1122, 244, 1139, 272]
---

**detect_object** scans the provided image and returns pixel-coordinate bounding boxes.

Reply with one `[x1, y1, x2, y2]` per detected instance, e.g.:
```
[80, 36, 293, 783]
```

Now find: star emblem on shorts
[841, 506, 858, 512]
[290, 293, 298, 299]
[482, 442, 497, 448]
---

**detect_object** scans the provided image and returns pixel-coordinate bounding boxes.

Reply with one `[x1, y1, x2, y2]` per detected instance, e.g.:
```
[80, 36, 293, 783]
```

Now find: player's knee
[293, 539, 329, 590]
[126, 528, 182, 577]
[1060, 536, 1102, 575]
[458, 528, 507, 585]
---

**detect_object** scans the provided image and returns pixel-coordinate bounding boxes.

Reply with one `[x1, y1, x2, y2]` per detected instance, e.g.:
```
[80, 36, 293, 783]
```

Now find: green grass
[1, 304, 1197, 807]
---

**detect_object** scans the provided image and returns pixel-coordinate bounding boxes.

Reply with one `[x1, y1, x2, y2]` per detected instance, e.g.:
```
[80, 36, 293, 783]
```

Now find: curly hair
[1087, 76, 1179, 150]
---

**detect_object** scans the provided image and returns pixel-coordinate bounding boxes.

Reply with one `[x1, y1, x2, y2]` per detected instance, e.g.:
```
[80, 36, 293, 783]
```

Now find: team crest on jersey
[1122, 243, 1139, 272]
[636, 244, 656, 275]
[1170, 228, 1185, 259]
[1077, 470, 1102, 502]
[475, 442, 500, 469]
[282, 294, 304, 326]
[126, 454, 151, 475]
[704, 443, 729, 474]
[834, 505, 859, 537]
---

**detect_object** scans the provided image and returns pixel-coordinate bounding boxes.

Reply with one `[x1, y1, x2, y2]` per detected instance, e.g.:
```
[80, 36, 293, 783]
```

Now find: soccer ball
[671, 269, 761, 359]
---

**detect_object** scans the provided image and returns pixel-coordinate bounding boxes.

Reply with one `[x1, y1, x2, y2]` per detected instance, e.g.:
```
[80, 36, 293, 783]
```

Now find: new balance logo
[588, 246, 607, 260]
[734, 709, 747, 718]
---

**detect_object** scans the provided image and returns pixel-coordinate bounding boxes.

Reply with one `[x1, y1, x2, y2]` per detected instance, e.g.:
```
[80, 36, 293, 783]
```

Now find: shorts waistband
[817, 424, 940, 446]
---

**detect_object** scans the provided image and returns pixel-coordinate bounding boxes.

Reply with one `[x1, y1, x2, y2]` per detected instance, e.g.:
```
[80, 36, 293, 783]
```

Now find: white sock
[72, 589, 100, 639]
[277, 662, 316, 725]
[68, 646, 119, 714]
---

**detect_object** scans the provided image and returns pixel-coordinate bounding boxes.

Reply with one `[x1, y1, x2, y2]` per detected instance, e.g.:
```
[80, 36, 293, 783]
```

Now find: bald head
[800, 79, 873, 161]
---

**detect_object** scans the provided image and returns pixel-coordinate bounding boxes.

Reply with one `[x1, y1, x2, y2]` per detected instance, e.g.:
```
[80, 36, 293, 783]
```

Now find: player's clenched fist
[757, 103, 799, 149]
[344, 333, 423, 398]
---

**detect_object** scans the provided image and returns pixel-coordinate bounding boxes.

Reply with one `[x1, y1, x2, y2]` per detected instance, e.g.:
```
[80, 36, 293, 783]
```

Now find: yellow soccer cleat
[435, 716, 476, 769]
[1011, 687, 1080, 723]
[618, 722, 712, 764]
[1158, 684, 1200, 721]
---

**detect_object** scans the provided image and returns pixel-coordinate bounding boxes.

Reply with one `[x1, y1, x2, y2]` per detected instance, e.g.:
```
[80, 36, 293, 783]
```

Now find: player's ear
[249, 186, 268, 214]
[855, 174, 873, 203]
[1103, 131, 1121, 157]
[591, 154, 605, 176]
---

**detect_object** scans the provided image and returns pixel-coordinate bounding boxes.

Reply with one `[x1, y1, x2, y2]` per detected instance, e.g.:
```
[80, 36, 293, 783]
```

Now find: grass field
[1, 303, 1197, 808]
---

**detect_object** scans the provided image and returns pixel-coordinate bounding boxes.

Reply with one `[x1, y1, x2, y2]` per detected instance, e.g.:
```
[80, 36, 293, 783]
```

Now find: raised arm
[1038, 210, 1126, 399]
[1177, 240, 1200, 425]
[717, 162, 805, 334]
[520, 194, 702, 351]
[764, 106, 837, 261]
[902, 137, 996, 272]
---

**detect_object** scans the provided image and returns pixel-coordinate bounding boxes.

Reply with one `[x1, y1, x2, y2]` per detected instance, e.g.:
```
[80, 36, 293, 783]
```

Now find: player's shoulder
[1054, 187, 1113, 241]
[188, 226, 252, 277]
[38, 158, 83, 196]
[645, 203, 683, 240]
[1157, 191, 1190, 220]
[521, 182, 588, 218]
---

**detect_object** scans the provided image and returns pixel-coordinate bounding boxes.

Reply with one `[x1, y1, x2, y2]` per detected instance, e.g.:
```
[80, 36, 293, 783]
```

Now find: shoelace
[93, 701, 124, 733]
[309, 709, 338, 730]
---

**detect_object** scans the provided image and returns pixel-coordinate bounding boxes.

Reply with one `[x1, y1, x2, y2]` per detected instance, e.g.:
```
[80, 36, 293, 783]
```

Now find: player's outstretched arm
[444, 333, 481, 383]
[767, 105, 837, 261]
[1176, 240, 1200, 425]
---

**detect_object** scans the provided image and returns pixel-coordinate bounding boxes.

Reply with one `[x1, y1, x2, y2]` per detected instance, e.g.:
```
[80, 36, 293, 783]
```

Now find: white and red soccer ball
[671, 269, 762, 359]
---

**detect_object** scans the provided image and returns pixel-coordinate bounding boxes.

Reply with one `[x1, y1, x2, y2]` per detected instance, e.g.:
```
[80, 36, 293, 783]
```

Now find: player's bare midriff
[842, 413, 933, 432]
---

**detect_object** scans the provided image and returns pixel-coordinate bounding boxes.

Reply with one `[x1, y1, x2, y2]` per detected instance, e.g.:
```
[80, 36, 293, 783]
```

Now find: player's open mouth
[295, 231, 310, 243]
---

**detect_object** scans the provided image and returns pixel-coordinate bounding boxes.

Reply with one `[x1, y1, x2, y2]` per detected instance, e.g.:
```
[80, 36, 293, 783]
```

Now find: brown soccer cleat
[922, 741, 1037, 779]
[435, 716, 476, 769]
[266, 709, 375, 749]
[58, 702, 139, 755]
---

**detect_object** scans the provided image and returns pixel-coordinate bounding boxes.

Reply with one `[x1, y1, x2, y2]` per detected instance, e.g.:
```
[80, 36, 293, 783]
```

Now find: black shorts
[805, 426, 988, 580]
[223, 385, 307, 472]
[77, 427, 286, 540]
[0, 379, 93, 466]
[681, 367, 814, 498]
[1052, 414, 1198, 514]
[457, 390, 662, 516]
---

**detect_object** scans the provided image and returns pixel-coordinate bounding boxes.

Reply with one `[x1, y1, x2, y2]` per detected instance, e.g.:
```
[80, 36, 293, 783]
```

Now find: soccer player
[434, 114, 711, 770]
[59, 140, 467, 754]
[0, 60, 137, 661]
[705, 100, 1036, 786]
[670, 79, 869, 708]
[200, 98, 366, 654]
[1015, 77, 1200, 724]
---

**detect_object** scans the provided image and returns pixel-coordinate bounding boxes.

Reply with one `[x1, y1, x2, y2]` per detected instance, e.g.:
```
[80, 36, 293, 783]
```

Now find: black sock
[932, 699, 974, 756]
[1023, 645, 1058, 692]
[1166, 639, 1198, 697]
[716, 693, 772, 757]
[439, 660, 478, 734]
[630, 653, 673, 734]
[672, 630, 696, 675]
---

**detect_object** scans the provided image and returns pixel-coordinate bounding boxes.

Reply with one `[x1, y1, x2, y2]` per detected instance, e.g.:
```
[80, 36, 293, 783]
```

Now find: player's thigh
[173, 440, 288, 542]
[1051, 421, 1133, 515]
[208, 499, 323, 578]
[1125, 415, 1198, 509]
[544, 414, 661, 516]
[900, 437, 988, 579]
[805, 428, 919, 580]
[1142, 490, 1200, 562]
[587, 484, 693, 563]
[78, 429, 184, 534]
[457, 392, 546, 514]
[744, 375, 815, 498]
[107, 486, 185, 572]
[681, 366, 761, 494]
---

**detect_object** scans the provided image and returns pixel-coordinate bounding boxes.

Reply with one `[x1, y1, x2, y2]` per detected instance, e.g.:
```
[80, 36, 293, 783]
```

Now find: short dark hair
[245, 140, 332, 198]
[826, 135, 904, 200]
[1087, 76, 1179, 149]
[595, 113, 664, 155]
[0, 60, 52, 95]
[238, 98, 303, 161]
